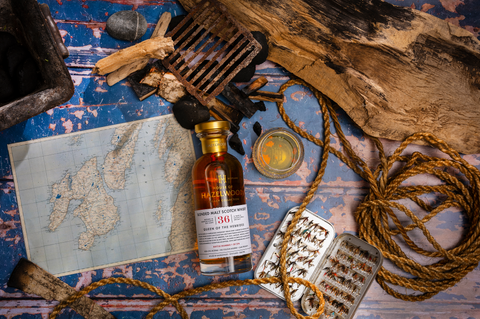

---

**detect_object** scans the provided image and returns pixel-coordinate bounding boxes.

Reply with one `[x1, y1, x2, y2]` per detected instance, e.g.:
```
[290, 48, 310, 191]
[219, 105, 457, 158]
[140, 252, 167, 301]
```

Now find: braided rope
[49, 79, 480, 318]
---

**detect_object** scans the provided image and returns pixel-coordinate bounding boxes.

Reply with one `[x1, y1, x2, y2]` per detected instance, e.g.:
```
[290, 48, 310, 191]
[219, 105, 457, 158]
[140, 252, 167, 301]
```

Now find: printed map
[8, 114, 197, 276]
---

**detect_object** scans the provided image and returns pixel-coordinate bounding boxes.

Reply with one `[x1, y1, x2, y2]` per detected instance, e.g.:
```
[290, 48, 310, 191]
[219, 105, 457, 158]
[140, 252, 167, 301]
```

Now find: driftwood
[140, 67, 165, 87]
[92, 37, 174, 75]
[179, 0, 480, 154]
[8, 259, 113, 319]
[106, 12, 172, 86]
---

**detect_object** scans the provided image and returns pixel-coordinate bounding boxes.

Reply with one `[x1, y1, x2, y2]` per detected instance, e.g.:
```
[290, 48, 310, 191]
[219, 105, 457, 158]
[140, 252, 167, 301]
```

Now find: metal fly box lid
[254, 207, 336, 301]
[254, 207, 383, 319]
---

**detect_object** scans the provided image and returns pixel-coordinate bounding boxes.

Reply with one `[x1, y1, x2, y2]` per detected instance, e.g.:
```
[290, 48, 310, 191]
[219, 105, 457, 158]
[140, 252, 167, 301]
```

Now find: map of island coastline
[8, 114, 197, 276]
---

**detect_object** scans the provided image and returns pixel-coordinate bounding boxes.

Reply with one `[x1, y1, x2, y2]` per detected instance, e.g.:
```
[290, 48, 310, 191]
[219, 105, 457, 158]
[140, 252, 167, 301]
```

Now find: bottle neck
[198, 131, 229, 154]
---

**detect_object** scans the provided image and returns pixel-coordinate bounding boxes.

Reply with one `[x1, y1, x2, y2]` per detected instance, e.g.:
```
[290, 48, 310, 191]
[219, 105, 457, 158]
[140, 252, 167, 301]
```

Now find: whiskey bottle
[192, 120, 253, 275]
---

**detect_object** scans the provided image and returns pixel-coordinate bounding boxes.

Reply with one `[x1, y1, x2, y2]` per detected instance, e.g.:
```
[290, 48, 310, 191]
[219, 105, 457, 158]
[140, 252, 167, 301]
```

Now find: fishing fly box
[254, 207, 383, 319]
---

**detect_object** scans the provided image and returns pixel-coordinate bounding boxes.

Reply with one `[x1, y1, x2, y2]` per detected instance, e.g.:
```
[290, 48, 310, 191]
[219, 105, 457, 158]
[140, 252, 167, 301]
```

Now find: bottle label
[195, 204, 252, 260]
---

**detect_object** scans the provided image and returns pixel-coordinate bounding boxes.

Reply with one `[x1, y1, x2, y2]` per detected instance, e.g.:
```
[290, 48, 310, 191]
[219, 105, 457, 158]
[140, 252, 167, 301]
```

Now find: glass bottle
[192, 120, 252, 275]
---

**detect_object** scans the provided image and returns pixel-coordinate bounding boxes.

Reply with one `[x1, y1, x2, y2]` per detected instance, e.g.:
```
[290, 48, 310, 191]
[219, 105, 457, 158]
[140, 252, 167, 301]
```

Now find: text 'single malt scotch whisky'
[192, 121, 253, 275]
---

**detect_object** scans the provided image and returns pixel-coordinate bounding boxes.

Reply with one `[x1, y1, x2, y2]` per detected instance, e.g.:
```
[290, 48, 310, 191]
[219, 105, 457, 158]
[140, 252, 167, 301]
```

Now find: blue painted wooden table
[1, 0, 480, 318]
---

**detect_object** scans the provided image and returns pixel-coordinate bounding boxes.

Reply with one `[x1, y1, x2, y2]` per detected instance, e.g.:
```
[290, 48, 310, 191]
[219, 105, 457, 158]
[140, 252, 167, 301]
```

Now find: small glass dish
[252, 127, 304, 179]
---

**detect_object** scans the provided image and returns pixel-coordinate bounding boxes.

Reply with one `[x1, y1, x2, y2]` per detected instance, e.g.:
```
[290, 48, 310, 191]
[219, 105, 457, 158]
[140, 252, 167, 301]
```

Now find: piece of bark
[157, 72, 188, 103]
[139, 64, 188, 103]
[8, 259, 115, 319]
[92, 37, 174, 75]
[140, 67, 166, 87]
[242, 76, 268, 95]
[221, 83, 257, 118]
[178, 0, 480, 154]
[127, 64, 157, 101]
[249, 90, 284, 103]
[106, 12, 172, 86]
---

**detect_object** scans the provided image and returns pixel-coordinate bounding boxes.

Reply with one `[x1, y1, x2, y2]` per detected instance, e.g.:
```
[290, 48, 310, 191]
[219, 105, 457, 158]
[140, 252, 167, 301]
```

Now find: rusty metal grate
[163, 0, 261, 106]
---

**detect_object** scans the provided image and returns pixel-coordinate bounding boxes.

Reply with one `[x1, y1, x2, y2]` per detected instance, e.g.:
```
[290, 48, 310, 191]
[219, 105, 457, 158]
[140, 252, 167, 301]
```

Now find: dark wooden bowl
[0, 0, 74, 131]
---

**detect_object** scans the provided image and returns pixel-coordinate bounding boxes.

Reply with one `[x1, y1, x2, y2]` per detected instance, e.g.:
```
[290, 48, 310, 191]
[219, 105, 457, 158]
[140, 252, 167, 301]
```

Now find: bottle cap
[195, 121, 230, 133]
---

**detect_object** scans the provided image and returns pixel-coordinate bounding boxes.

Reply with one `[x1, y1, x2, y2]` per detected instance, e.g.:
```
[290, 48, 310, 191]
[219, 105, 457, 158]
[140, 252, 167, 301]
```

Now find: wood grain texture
[179, 0, 480, 154]
[92, 37, 174, 75]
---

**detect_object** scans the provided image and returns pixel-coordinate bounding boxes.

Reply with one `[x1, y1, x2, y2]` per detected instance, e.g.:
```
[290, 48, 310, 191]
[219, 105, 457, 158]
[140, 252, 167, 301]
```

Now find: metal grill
[163, 0, 261, 106]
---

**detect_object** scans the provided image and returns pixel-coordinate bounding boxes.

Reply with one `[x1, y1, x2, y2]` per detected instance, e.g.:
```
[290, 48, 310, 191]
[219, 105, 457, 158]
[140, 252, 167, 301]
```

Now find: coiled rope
[49, 79, 480, 318]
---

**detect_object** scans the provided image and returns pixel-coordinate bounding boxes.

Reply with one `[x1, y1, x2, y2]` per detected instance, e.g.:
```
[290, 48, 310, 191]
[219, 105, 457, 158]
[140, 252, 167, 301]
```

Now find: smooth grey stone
[106, 11, 147, 41]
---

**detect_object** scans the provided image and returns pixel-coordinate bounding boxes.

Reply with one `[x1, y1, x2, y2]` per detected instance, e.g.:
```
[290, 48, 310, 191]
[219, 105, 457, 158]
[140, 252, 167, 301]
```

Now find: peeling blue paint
[435, 292, 467, 301]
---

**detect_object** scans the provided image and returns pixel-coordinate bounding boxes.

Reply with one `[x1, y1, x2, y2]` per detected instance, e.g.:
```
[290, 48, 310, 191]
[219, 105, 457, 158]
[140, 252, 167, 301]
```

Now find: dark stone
[106, 11, 148, 41]
[0, 32, 17, 60]
[229, 133, 245, 155]
[255, 101, 266, 111]
[13, 57, 41, 96]
[173, 95, 211, 130]
[253, 121, 262, 136]
[4, 45, 29, 77]
[251, 31, 268, 65]
[0, 69, 15, 102]
[231, 63, 256, 83]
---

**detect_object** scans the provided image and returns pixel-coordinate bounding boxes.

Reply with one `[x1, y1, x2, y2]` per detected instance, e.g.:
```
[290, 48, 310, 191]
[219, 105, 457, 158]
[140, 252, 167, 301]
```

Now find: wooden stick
[7, 259, 115, 319]
[242, 76, 268, 95]
[151, 12, 172, 39]
[207, 98, 243, 133]
[93, 37, 174, 75]
[106, 59, 149, 86]
[106, 12, 172, 86]
[249, 90, 284, 103]
[221, 83, 257, 118]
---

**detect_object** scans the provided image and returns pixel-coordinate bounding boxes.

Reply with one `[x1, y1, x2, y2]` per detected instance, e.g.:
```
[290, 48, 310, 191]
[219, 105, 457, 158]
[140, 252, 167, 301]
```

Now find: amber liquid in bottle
[192, 121, 252, 275]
